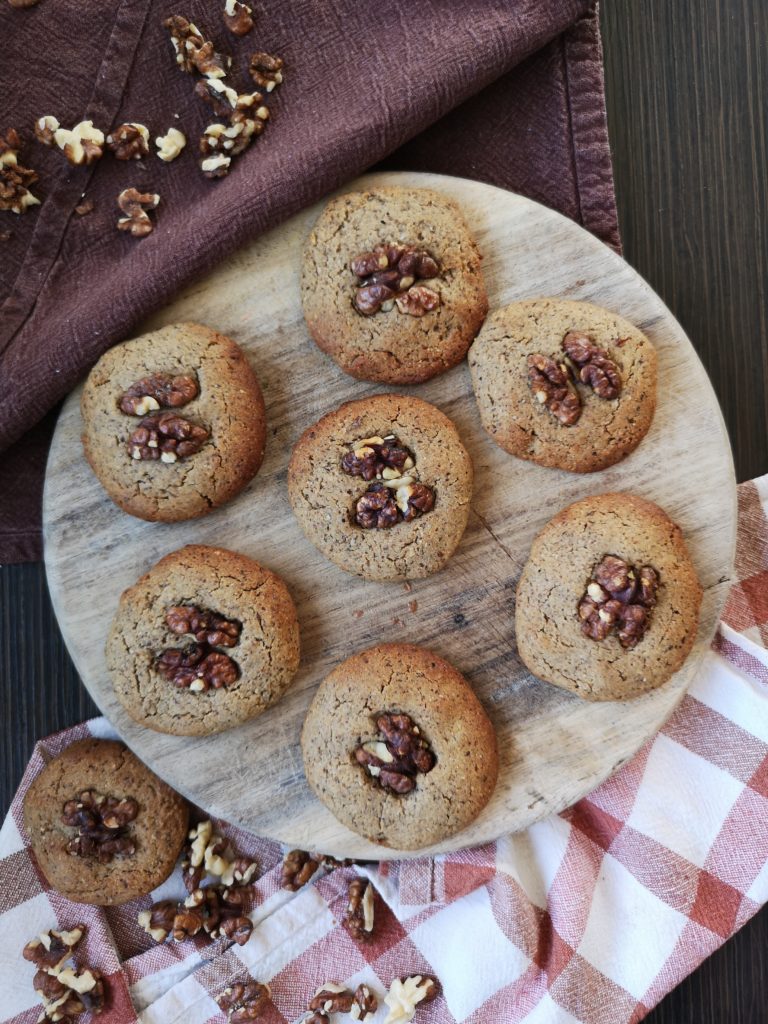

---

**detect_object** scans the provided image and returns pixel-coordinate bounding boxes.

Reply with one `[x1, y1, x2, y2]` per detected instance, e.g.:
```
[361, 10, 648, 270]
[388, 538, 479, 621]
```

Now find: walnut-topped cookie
[287, 394, 473, 580]
[301, 187, 488, 384]
[23, 739, 188, 905]
[301, 644, 498, 849]
[468, 298, 657, 472]
[81, 322, 266, 521]
[106, 545, 300, 735]
[515, 493, 703, 700]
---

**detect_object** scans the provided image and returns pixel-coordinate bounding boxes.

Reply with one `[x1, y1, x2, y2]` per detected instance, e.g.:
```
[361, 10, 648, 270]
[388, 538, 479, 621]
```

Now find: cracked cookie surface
[301, 643, 498, 850]
[23, 739, 188, 905]
[81, 322, 266, 521]
[287, 394, 473, 580]
[515, 493, 703, 700]
[468, 298, 657, 472]
[301, 187, 488, 384]
[106, 545, 300, 735]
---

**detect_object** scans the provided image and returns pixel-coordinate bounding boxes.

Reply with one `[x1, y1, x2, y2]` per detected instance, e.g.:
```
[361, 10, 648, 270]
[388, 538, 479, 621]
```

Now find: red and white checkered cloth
[4, 476, 768, 1024]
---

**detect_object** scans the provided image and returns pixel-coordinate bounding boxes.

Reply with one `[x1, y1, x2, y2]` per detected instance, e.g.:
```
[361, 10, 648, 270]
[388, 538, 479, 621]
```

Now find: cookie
[468, 298, 657, 472]
[106, 544, 301, 736]
[287, 394, 473, 580]
[301, 187, 488, 384]
[23, 738, 188, 905]
[81, 322, 266, 521]
[515, 493, 703, 700]
[301, 643, 498, 850]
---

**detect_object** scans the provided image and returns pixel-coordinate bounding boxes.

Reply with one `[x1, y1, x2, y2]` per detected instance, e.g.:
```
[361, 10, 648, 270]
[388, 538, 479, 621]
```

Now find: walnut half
[354, 712, 436, 794]
[578, 554, 659, 649]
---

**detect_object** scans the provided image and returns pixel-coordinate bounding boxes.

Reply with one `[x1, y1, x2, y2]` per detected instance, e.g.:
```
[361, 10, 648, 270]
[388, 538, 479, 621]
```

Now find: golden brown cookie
[301, 187, 488, 384]
[515, 493, 703, 700]
[287, 394, 473, 580]
[24, 738, 188, 905]
[301, 643, 498, 850]
[106, 545, 301, 736]
[468, 298, 657, 472]
[81, 322, 266, 521]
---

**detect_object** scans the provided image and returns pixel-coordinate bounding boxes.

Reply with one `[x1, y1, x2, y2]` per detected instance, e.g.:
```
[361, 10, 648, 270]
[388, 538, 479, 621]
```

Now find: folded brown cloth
[0, 0, 618, 563]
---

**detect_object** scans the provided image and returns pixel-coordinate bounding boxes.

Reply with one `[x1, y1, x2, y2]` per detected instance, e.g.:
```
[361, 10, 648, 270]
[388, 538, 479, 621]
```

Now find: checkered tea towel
[3, 476, 768, 1024]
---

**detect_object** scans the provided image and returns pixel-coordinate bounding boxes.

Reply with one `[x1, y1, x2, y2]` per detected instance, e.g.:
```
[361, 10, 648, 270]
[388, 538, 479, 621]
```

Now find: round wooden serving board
[44, 172, 736, 859]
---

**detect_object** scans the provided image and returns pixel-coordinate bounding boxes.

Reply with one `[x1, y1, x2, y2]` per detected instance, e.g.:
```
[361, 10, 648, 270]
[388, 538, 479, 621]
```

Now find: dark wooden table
[2, 1, 767, 1019]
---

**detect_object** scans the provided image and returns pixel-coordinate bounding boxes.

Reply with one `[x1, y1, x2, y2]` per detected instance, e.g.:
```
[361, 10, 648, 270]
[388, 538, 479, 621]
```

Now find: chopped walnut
[126, 411, 207, 460]
[23, 926, 85, 972]
[527, 353, 581, 426]
[351, 244, 440, 316]
[223, 0, 253, 35]
[310, 984, 354, 1014]
[61, 790, 138, 862]
[354, 483, 401, 530]
[578, 554, 659, 649]
[341, 434, 415, 481]
[116, 187, 159, 237]
[395, 285, 441, 317]
[0, 128, 40, 213]
[53, 120, 105, 165]
[562, 330, 622, 400]
[195, 77, 241, 116]
[137, 900, 177, 942]
[166, 604, 241, 647]
[119, 372, 199, 415]
[346, 878, 375, 940]
[218, 981, 271, 1023]
[155, 126, 186, 161]
[200, 149, 231, 179]
[106, 122, 150, 160]
[163, 15, 205, 73]
[34, 115, 59, 146]
[191, 39, 232, 78]
[351, 985, 379, 1021]
[383, 976, 438, 1024]
[281, 849, 320, 890]
[354, 713, 436, 794]
[74, 198, 94, 216]
[155, 642, 240, 691]
[249, 51, 284, 91]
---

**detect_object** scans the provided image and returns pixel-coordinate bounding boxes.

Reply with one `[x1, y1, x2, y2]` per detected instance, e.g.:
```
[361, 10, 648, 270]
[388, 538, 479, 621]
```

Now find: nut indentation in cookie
[155, 603, 243, 692]
[341, 433, 435, 530]
[353, 711, 436, 794]
[577, 554, 660, 649]
[350, 243, 441, 317]
[62, 790, 139, 862]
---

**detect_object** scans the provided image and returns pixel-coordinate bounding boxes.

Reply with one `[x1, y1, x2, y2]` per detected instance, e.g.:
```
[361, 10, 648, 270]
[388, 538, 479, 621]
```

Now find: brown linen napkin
[0, 0, 617, 563]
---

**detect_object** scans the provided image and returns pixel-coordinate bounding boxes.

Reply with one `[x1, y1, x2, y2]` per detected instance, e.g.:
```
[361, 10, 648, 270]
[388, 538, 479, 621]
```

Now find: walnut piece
[383, 976, 438, 1024]
[23, 927, 85, 972]
[155, 127, 186, 162]
[346, 878, 375, 940]
[562, 330, 622, 400]
[351, 985, 379, 1021]
[163, 15, 206, 73]
[116, 187, 159, 237]
[155, 642, 240, 691]
[74, 198, 94, 216]
[0, 128, 40, 213]
[61, 790, 138, 862]
[354, 712, 436, 795]
[23, 924, 106, 1023]
[34, 115, 59, 146]
[249, 51, 284, 91]
[106, 122, 150, 160]
[281, 849, 320, 890]
[578, 554, 659, 649]
[527, 353, 581, 426]
[218, 981, 271, 1023]
[53, 120, 105, 165]
[341, 433, 435, 530]
[351, 244, 441, 316]
[119, 372, 199, 415]
[166, 605, 242, 647]
[126, 411, 207, 460]
[310, 984, 354, 1014]
[223, 0, 253, 35]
